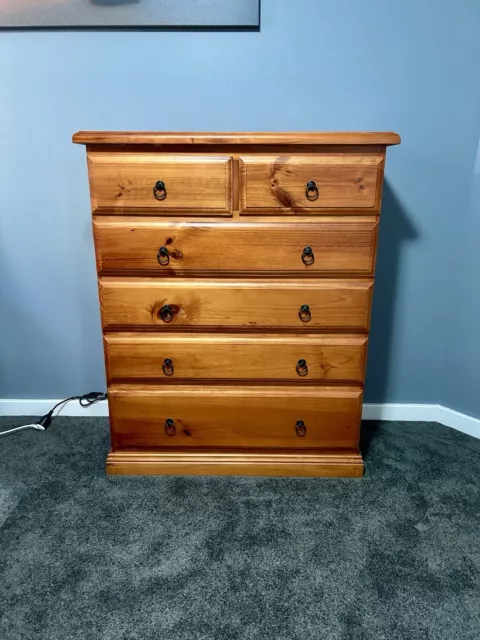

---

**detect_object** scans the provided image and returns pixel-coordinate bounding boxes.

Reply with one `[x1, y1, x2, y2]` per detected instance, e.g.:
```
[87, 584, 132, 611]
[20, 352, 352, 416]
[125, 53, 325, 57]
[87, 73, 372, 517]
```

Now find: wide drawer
[93, 218, 378, 275]
[99, 278, 373, 331]
[239, 154, 383, 213]
[87, 152, 233, 214]
[108, 385, 363, 450]
[104, 333, 368, 383]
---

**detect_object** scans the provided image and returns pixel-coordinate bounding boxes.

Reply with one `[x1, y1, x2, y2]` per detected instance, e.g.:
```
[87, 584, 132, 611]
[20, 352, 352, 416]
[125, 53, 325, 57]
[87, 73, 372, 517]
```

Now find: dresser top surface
[72, 131, 401, 146]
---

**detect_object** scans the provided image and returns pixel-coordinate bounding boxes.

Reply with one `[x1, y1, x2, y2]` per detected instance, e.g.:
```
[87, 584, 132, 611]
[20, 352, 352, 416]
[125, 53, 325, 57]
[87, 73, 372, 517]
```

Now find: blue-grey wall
[1, 0, 479, 414]
[442, 142, 480, 418]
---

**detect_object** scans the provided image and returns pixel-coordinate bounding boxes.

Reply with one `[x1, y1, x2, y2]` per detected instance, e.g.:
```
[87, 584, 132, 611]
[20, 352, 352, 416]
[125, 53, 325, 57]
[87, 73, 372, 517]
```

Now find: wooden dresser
[73, 131, 400, 477]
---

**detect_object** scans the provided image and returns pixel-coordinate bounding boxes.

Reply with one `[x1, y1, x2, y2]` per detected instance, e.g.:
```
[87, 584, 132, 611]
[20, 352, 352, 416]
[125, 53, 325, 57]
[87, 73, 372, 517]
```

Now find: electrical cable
[0, 392, 107, 439]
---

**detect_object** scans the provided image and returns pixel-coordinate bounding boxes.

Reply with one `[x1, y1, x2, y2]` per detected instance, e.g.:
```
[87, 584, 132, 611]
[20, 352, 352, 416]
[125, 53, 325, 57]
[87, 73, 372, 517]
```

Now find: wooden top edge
[72, 131, 401, 146]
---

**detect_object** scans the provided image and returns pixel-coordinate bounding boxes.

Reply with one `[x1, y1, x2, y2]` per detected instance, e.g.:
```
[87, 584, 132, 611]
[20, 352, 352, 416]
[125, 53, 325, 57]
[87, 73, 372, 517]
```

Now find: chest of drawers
[73, 131, 400, 477]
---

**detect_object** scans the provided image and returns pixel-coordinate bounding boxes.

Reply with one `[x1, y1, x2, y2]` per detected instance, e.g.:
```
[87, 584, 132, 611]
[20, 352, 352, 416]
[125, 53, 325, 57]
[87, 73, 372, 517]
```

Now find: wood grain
[106, 450, 364, 477]
[239, 155, 383, 213]
[73, 131, 401, 146]
[108, 384, 363, 450]
[99, 278, 374, 331]
[87, 152, 233, 214]
[104, 333, 368, 383]
[93, 218, 378, 276]
[74, 129, 400, 477]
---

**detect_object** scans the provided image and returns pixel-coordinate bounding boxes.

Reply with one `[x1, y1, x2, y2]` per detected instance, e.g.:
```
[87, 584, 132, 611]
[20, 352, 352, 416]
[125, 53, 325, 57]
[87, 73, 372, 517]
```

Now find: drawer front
[87, 152, 233, 214]
[93, 219, 378, 276]
[99, 278, 373, 331]
[239, 155, 383, 213]
[104, 334, 367, 383]
[109, 385, 362, 450]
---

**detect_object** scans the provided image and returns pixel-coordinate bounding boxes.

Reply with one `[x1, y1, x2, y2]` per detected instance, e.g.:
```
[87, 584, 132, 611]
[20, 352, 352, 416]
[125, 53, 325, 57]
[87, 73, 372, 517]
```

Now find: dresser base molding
[106, 450, 364, 477]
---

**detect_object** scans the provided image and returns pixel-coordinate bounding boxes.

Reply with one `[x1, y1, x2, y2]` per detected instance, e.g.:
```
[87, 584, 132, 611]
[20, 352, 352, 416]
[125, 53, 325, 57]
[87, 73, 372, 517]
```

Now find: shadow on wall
[365, 181, 418, 404]
[361, 182, 417, 459]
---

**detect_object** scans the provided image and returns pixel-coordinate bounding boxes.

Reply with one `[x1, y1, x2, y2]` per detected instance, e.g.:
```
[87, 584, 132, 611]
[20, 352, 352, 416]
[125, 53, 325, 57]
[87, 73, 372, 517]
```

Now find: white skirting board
[362, 404, 480, 439]
[0, 400, 479, 440]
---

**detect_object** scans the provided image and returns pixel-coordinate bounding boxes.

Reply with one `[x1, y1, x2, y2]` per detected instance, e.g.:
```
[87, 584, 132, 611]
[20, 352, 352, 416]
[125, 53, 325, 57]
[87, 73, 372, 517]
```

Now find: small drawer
[99, 278, 373, 331]
[87, 152, 233, 214]
[104, 333, 368, 383]
[108, 385, 363, 450]
[239, 154, 383, 213]
[93, 218, 378, 276]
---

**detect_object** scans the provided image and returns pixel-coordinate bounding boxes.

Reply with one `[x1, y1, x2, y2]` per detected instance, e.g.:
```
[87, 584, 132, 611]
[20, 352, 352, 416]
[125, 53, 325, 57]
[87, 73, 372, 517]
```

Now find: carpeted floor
[0, 417, 479, 640]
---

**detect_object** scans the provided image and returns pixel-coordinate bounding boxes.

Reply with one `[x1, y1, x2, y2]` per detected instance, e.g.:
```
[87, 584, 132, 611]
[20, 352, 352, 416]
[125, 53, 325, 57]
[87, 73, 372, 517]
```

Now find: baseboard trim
[363, 403, 480, 439]
[0, 400, 479, 440]
[0, 399, 110, 418]
[431, 406, 480, 440]
[362, 403, 440, 422]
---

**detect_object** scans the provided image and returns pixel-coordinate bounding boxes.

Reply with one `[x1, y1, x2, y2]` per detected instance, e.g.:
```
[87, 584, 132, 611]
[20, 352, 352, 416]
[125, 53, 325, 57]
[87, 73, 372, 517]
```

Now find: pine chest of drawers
[73, 131, 400, 477]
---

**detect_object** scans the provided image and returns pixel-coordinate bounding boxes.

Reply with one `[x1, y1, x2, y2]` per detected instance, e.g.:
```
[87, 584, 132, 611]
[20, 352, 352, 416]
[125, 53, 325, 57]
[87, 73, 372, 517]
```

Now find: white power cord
[0, 392, 107, 439]
[0, 423, 46, 438]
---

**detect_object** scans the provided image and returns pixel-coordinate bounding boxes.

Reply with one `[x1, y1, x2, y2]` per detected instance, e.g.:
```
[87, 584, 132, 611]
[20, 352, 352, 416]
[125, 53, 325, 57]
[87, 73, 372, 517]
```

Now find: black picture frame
[0, 0, 260, 29]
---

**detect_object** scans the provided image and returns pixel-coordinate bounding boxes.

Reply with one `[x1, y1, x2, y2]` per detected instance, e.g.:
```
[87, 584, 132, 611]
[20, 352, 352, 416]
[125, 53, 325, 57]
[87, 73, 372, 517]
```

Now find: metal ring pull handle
[295, 420, 307, 437]
[157, 246, 170, 266]
[162, 358, 174, 376]
[302, 246, 315, 265]
[296, 359, 308, 377]
[165, 418, 176, 436]
[159, 304, 174, 323]
[299, 304, 311, 323]
[306, 180, 319, 201]
[153, 180, 167, 201]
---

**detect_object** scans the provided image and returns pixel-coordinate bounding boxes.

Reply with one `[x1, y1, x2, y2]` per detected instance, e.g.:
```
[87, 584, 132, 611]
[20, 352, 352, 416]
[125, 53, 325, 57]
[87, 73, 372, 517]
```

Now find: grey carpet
[0, 417, 479, 640]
